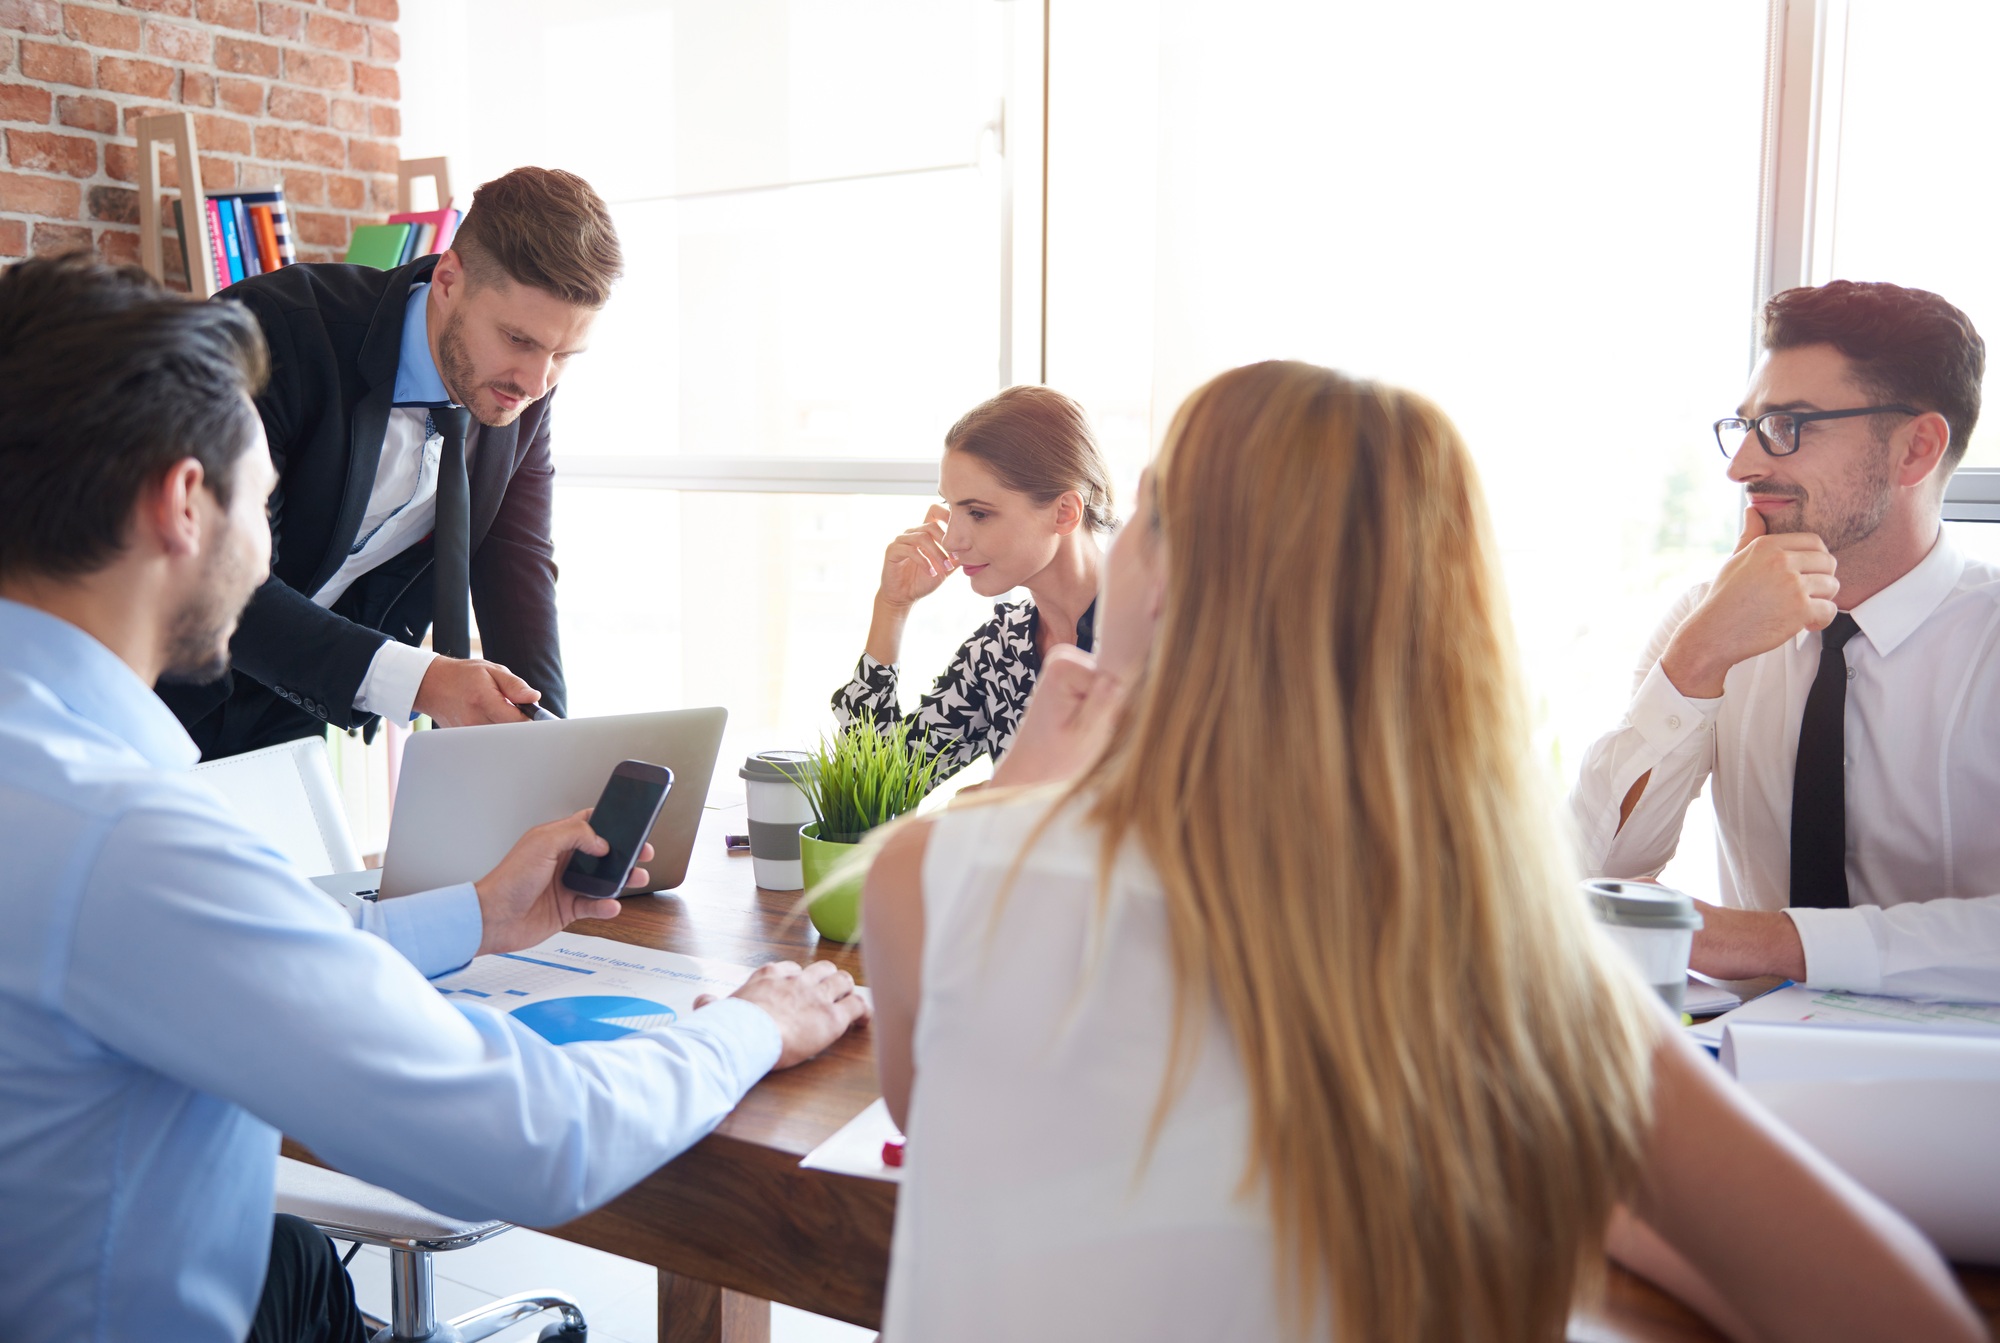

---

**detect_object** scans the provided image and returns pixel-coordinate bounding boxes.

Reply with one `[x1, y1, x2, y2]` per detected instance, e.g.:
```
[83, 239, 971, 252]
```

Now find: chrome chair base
[367, 1245, 586, 1342]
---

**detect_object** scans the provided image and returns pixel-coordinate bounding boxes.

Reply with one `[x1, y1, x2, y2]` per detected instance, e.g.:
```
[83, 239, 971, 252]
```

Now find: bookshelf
[341, 156, 461, 270]
[397, 157, 454, 214]
[135, 113, 216, 299]
[134, 112, 300, 295]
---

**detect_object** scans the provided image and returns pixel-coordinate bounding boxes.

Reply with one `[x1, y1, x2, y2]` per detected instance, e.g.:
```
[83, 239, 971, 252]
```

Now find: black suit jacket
[159, 255, 566, 757]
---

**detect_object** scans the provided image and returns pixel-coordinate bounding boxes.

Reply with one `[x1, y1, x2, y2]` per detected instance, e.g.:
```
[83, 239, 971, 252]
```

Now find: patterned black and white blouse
[832, 597, 1098, 783]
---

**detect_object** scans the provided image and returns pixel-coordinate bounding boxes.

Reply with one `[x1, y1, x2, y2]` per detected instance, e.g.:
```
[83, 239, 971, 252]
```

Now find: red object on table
[881, 1138, 905, 1168]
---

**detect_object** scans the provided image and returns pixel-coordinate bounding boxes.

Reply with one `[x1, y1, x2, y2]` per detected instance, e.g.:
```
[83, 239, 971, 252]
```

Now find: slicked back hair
[451, 167, 624, 309]
[1764, 279, 1985, 472]
[944, 384, 1116, 533]
[0, 253, 269, 580]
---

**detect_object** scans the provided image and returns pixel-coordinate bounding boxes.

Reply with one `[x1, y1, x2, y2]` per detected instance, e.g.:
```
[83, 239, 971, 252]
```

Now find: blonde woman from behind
[862, 361, 1983, 1343]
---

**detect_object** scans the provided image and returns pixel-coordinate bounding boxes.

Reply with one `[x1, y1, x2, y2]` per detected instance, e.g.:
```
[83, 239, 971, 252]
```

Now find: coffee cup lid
[1582, 879, 1704, 931]
[740, 750, 815, 783]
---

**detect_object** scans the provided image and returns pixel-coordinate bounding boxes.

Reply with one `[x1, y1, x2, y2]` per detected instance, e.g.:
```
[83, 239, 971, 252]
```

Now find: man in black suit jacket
[158, 168, 622, 759]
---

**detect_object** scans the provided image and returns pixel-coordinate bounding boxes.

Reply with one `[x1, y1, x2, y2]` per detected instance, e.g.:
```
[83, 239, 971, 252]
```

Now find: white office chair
[194, 736, 588, 1343]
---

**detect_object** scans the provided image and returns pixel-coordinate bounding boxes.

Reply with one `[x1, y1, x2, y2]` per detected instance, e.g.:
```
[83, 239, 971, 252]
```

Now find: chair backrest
[191, 736, 363, 877]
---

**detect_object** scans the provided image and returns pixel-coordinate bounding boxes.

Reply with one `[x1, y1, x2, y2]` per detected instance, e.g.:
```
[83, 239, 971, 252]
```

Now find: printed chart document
[433, 932, 751, 1044]
[1689, 983, 2000, 1047]
[1701, 987, 2000, 1265]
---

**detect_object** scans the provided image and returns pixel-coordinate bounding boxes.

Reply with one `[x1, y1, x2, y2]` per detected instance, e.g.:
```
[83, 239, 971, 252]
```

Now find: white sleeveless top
[881, 793, 1308, 1341]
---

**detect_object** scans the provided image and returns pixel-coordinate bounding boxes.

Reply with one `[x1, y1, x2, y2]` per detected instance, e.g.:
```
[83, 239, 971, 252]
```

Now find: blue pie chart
[510, 995, 678, 1044]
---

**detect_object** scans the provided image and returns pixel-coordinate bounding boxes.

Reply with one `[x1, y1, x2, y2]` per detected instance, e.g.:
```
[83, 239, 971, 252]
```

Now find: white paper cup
[1583, 880, 1704, 1014]
[739, 752, 817, 891]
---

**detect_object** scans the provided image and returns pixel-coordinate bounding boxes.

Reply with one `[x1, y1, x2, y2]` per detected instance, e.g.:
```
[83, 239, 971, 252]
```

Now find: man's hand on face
[416, 656, 543, 726]
[470, 809, 649, 957]
[695, 961, 870, 1069]
[1689, 898, 1807, 982]
[1659, 507, 1840, 699]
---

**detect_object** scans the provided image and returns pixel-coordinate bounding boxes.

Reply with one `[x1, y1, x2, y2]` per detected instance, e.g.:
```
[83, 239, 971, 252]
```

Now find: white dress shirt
[1570, 528, 2000, 1001]
[308, 281, 455, 723]
[0, 598, 782, 1343]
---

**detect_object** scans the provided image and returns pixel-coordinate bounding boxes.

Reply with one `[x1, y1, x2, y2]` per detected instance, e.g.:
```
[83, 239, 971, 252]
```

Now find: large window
[402, 0, 1038, 781]
[1789, 0, 2000, 531]
[392, 2, 1992, 897]
[1043, 2, 1768, 819]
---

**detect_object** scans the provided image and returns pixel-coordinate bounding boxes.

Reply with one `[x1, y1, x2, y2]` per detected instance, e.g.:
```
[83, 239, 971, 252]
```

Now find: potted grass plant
[780, 719, 940, 943]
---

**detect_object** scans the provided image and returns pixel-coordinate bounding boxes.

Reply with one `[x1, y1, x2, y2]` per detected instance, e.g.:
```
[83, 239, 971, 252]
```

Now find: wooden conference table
[311, 805, 2000, 1343]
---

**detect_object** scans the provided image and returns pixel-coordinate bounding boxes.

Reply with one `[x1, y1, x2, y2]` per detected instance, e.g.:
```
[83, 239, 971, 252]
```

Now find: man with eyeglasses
[1571, 279, 2000, 1000]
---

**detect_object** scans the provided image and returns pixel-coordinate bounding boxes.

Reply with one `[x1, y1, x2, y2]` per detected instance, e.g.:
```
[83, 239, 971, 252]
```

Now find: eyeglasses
[1713, 404, 1919, 458]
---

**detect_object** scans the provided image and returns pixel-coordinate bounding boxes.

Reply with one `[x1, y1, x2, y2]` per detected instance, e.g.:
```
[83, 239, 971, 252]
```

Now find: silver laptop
[364, 707, 727, 899]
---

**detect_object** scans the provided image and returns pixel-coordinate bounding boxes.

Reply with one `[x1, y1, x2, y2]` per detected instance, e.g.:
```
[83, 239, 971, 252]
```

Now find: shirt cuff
[654, 996, 784, 1093]
[357, 882, 484, 979]
[355, 639, 439, 721]
[1785, 906, 1882, 995]
[1628, 660, 1724, 756]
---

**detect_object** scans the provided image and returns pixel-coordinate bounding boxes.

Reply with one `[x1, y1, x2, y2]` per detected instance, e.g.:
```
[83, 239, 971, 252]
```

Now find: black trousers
[248, 1214, 371, 1343]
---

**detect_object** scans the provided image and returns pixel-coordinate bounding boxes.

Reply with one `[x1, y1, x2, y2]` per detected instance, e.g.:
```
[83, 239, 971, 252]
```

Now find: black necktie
[431, 407, 473, 661]
[1789, 613, 1862, 908]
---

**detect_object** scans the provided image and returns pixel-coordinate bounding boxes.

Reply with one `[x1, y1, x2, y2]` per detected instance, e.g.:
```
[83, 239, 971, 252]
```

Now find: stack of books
[342, 203, 461, 270]
[174, 188, 295, 290]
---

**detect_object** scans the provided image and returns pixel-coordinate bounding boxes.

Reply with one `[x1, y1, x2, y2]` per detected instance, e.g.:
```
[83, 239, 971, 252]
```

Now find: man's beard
[156, 543, 251, 686]
[438, 307, 533, 428]
[1760, 432, 1896, 554]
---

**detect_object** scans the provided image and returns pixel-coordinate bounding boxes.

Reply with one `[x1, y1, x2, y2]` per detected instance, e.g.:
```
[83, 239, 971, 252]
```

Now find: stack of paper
[1705, 986, 2000, 1264]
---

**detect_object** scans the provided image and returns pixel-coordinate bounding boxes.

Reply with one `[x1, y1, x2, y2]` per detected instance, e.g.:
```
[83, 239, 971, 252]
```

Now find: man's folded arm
[222, 285, 400, 730]
[1787, 894, 2000, 1002]
[1569, 586, 1720, 876]
[58, 800, 781, 1227]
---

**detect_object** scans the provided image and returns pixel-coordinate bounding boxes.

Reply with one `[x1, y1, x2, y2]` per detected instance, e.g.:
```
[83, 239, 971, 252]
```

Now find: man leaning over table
[1570, 279, 2000, 1002]
[0, 254, 868, 1343]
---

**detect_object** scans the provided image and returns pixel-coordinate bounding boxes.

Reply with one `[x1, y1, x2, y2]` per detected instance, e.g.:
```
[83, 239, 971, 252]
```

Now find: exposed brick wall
[0, 0, 400, 280]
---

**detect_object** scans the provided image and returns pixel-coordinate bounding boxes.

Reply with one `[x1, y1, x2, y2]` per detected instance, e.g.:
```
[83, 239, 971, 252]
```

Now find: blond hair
[1061, 361, 1657, 1341]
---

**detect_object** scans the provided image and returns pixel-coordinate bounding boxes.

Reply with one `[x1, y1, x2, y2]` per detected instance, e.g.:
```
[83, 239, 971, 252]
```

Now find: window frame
[554, 0, 1048, 499]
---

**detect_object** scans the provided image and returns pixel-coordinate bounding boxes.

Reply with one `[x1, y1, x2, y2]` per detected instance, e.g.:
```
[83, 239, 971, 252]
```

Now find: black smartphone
[562, 760, 674, 899]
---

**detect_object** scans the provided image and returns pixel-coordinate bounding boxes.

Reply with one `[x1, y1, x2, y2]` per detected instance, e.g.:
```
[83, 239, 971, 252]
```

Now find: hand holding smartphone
[563, 760, 674, 898]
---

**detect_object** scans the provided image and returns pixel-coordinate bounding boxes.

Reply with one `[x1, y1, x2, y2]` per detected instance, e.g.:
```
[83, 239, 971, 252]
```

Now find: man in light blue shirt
[0, 254, 869, 1343]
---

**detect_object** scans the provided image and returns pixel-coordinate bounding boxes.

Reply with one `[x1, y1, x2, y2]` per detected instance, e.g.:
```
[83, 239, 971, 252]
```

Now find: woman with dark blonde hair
[861, 361, 1981, 1342]
[832, 384, 1114, 782]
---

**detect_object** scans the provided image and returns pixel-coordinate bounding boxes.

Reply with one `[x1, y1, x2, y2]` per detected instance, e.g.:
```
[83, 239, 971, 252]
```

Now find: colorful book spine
[232, 198, 260, 275]
[217, 200, 245, 283]
[434, 208, 460, 254]
[268, 196, 295, 265]
[229, 190, 295, 268]
[205, 199, 234, 287]
[250, 205, 282, 274]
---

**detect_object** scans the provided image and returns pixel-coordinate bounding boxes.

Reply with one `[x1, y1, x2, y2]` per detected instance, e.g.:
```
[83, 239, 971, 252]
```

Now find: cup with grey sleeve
[739, 752, 817, 891]
[1582, 880, 1705, 1014]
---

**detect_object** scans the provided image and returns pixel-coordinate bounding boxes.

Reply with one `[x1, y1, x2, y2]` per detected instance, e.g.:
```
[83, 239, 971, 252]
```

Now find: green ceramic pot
[799, 822, 868, 943]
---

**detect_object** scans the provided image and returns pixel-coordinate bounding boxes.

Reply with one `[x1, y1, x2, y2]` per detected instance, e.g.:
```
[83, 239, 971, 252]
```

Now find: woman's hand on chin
[878, 503, 957, 610]
[991, 645, 1126, 788]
